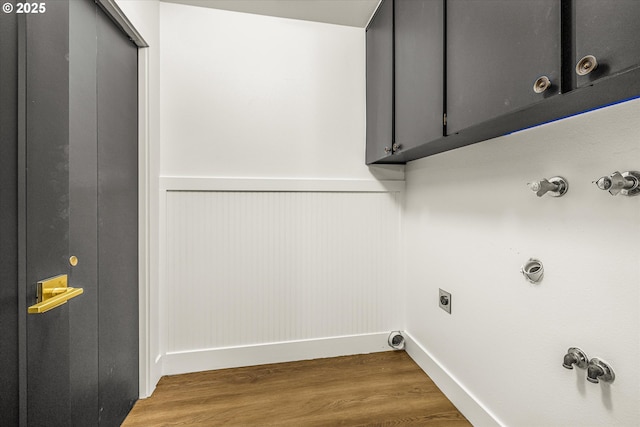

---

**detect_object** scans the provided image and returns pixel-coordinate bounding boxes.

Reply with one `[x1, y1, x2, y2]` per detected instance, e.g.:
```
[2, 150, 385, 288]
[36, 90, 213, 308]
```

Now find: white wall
[158, 2, 404, 375]
[403, 98, 640, 426]
[159, 1, 401, 181]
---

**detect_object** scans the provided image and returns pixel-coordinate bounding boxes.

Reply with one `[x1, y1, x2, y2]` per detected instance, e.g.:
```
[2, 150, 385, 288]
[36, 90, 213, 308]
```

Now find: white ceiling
[161, 0, 381, 28]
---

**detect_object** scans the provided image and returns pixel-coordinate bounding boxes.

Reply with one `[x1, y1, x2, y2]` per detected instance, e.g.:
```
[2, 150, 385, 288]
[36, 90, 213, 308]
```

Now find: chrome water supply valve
[562, 347, 589, 370]
[586, 358, 615, 384]
[527, 176, 568, 197]
[594, 171, 640, 196]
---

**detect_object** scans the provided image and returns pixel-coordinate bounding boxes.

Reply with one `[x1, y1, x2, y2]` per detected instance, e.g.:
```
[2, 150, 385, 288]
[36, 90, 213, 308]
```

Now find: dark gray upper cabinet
[574, 0, 640, 88]
[366, 0, 393, 164]
[446, 0, 561, 135]
[365, 0, 640, 164]
[394, 0, 444, 155]
[366, 0, 444, 164]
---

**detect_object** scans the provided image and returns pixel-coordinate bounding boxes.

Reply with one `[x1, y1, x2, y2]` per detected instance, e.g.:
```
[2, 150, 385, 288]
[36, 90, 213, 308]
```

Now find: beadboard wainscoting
[160, 177, 404, 375]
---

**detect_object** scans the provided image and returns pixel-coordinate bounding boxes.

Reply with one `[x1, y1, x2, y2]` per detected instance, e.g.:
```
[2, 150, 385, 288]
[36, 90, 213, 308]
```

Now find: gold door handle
[28, 274, 84, 314]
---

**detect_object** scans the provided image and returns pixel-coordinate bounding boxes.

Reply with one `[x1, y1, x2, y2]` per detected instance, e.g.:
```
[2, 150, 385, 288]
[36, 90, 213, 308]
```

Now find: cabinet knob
[384, 146, 391, 154]
[576, 55, 598, 76]
[533, 76, 551, 93]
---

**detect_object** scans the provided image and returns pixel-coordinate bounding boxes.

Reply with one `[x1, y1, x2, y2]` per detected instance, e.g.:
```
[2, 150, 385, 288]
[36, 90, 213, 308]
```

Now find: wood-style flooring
[123, 351, 471, 426]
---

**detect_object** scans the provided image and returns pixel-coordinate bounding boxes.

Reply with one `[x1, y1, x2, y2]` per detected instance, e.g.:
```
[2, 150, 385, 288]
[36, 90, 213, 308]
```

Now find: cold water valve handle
[594, 171, 640, 196]
[528, 176, 568, 197]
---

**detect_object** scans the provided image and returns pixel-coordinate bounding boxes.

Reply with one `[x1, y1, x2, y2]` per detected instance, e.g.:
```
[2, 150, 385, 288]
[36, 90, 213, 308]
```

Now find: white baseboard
[403, 331, 503, 427]
[161, 330, 501, 427]
[162, 332, 392, 376]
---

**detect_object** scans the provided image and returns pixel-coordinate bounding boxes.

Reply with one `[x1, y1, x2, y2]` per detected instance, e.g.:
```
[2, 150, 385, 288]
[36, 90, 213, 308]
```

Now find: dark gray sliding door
[69, 0, 99, 424]
[0, 7, 20, 425]
[24, 2, 73, 424]
[0, 0, 140, 425]
[96, 5, 139, 424]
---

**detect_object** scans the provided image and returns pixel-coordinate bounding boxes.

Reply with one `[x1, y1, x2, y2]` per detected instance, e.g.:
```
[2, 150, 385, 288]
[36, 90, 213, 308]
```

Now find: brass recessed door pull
[28, 274, 84, 314]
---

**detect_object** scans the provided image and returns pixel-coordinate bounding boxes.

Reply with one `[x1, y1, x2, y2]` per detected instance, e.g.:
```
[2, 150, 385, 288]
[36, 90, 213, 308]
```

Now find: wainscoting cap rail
[160, 177, 405, 193]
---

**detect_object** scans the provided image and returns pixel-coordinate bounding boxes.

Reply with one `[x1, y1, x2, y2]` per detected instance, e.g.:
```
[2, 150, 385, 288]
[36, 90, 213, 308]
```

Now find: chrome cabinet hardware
[562, 347, 589, 370]
[384, 146, 392, 154]
[533, 76, 551, 93]
[594, 171, 640, 196]
[586, 358, 615, 384]
[528, 176, 568, 197]
[576, 55, 598, 76]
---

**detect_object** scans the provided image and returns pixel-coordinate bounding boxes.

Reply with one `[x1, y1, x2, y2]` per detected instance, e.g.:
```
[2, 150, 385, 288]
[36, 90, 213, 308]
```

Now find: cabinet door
[366, 0, 393, 164]
[574, 0, 640, 88]
[447, 0, 561, 135]
[395, 0, 444, 153]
